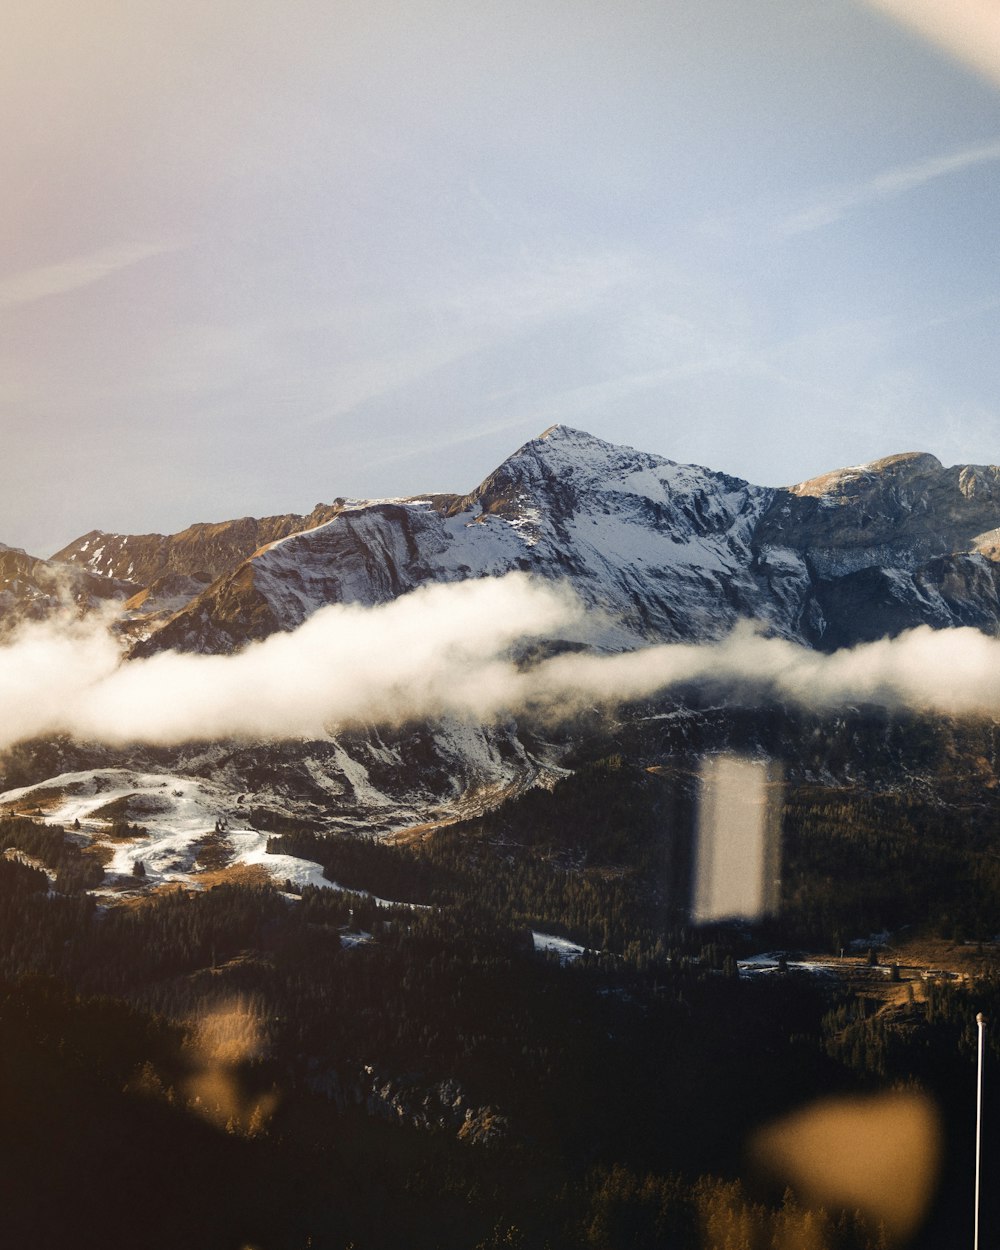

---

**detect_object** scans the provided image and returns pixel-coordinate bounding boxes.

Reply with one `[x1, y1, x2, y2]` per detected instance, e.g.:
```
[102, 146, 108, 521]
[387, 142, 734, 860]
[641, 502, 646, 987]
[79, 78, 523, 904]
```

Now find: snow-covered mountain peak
[506, 423, 674, 483]
[136, 426, 784, 656]
[452, 424, 758, 529]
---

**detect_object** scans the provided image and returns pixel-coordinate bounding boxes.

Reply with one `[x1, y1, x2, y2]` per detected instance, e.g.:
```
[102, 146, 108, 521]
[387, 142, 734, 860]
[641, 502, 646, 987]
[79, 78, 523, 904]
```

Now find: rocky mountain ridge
[132, 428, 1000, 655]
[7, 427, 1000, 654]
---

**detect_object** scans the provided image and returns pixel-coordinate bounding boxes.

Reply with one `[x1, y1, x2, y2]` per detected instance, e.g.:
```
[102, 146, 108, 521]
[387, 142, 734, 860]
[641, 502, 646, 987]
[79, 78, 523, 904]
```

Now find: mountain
[125, 427, 1000, 657]
[4, 425, 1000, 863]
[133, 425, 777, 655]
[11, 426, 1000, 656]
[756, 451, 1000, 647]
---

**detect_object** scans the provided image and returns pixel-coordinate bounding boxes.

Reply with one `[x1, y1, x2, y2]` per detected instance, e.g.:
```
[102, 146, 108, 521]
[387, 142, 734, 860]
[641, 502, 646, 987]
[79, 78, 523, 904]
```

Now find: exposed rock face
[48, 496, 463, 641]
[0, 542, 130, 633]
[754, 451, 1000, 647]
[51, 508, 349, 588]
[808, 556, 1000, 649]
[758, 452, 1000, 577]
[0, 544, 63, 615]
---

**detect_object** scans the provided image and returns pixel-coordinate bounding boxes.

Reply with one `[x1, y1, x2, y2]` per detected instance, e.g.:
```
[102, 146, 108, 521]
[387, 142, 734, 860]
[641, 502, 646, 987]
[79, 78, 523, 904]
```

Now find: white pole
[976, 1012, 986, 1250]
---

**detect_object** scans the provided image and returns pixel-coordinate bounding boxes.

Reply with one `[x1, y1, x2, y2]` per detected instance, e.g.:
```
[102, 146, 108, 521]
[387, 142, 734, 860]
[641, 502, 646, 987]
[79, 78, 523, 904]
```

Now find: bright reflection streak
[692, 754, 783, 923]
[861, 0, 1000, 90]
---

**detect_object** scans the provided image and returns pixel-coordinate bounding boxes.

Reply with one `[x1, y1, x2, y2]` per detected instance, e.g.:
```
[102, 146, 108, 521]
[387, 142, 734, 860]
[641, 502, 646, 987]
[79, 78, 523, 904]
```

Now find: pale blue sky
[4, 0, 1000, 555]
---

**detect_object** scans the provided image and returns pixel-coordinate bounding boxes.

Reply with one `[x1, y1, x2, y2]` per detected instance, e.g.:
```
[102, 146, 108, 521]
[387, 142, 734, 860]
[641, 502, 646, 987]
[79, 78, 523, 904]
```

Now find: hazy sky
[5, 0, 1000, 556]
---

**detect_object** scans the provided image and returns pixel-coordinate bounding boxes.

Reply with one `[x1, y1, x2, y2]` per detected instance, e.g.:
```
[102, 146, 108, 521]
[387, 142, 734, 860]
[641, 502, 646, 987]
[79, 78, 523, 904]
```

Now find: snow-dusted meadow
[1, 767, 339, 894]
[0, 766, 445, 922]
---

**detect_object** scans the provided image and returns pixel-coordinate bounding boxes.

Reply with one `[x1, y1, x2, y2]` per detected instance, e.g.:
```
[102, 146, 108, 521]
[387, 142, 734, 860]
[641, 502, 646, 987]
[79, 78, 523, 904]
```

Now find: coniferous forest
[2, 707, 1000, 1249]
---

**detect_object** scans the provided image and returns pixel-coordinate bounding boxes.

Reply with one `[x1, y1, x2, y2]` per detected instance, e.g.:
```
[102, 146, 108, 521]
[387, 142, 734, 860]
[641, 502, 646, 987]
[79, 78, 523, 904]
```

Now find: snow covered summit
[136, 425, 780, 655]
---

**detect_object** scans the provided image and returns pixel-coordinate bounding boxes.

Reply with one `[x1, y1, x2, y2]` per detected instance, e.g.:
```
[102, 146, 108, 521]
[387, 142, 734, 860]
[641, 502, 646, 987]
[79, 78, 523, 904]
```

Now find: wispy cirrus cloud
[292, 248, 641, 427]
[0, 240, 185, 315]
[779, 139, 1000, 235]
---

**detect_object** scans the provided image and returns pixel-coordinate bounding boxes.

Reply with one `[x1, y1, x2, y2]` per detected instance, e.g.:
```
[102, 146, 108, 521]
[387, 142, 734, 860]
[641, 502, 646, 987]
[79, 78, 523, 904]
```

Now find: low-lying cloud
[1, 572, 1000, 751]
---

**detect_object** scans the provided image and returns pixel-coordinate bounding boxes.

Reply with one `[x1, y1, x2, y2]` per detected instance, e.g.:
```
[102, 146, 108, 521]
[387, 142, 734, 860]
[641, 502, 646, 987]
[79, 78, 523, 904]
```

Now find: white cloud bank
[1, 573, 1000, 751]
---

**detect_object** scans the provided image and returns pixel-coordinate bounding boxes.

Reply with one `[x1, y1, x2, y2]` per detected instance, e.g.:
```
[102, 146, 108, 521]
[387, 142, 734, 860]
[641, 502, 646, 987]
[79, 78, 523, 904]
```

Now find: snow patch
[329, 740, 394, 809]
[229, 830, 332, 890]
[532, 931, 588, 962]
